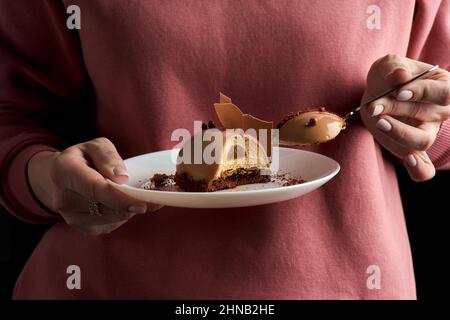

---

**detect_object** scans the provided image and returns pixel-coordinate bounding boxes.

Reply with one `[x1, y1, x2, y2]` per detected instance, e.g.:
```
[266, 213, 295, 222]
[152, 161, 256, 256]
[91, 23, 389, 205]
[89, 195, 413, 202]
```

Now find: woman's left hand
[360, 54, 450, 182]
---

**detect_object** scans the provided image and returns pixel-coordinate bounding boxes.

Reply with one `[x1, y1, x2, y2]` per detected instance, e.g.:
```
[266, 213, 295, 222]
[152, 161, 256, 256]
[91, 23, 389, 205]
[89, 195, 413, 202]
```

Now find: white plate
[108, 147, 340, 208]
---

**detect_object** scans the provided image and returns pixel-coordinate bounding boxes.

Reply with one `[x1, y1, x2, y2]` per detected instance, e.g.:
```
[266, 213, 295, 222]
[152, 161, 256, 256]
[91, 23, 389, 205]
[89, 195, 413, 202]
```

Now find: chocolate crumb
[207, 120, 216, 128]
[201, 123, 208, 130]
[151, 173, 175, 187]
[277, 107, 331, 128]
[305, 117, 317, 127]
[270, 172, 305, 186]
[276, 112, 296, 129]
[283, 176, 305, 186]
[142, 172, 305, 192]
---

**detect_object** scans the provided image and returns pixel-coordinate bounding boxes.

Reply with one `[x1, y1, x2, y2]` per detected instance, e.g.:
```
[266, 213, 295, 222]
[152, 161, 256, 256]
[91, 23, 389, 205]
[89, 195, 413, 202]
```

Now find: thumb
[403, 151, 436, 182]
[80, 137, 129, 184]
[368, 54, 412, 95]
[383, 62, 412, 87]
[385, 65, 413, 87]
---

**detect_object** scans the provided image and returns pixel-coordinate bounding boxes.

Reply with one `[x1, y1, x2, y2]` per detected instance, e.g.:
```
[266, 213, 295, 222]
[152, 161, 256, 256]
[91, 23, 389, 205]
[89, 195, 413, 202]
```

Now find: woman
[0, 0, 449, 299]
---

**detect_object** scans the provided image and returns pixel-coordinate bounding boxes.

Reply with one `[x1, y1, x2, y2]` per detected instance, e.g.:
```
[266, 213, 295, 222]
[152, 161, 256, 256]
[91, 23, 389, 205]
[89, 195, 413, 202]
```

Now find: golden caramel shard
[214, 93, 273, 157]
[219, 92, 232, 104]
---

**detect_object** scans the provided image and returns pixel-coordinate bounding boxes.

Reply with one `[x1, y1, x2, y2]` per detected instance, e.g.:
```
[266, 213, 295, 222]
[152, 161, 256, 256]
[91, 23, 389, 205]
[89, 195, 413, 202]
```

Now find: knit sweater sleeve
[407, 0, 450, 170]
[0, 1, 92, 223]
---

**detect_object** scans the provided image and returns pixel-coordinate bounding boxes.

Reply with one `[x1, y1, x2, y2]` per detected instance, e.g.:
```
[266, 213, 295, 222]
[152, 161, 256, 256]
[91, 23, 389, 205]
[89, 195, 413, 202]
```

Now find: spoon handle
[344, 65, 439, 120]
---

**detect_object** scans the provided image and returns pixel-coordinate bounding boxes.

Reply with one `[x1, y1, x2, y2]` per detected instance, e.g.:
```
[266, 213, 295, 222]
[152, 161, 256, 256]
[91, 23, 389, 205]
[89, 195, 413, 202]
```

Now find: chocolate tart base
[175, 170, 270, 192]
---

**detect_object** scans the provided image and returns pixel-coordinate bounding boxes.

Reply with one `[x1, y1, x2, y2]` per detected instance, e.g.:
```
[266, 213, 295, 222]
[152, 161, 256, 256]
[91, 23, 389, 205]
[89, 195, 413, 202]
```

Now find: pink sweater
[1, 0, 449, 299]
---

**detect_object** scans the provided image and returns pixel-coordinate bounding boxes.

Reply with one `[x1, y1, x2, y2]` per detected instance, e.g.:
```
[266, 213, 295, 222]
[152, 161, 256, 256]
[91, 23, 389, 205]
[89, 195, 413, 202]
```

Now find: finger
[381, 55, 431, 80]
[55, 186, 163, 218]
[54, 154, 148, 214]
[403, 151, 436, 182]
[417, 121, 441, 140]
[371, 131, 411, 159]
[361, 115, 435, 182]
[81, 137, 129, 184]
[361, 105, 411, 158]
[68, 203, 163, 235]
[374, 54, 409, 81]
[368, 98, 448, 122]
[58, 190, 163, 235]
[75, 221, 132, 236]
[374, 115, 436, 151]
[384, 66, 412, 88]
[369, 55, 431, 94]
[375, 55, 428, 81]
[80, 211, 135, 226]
[396, 77, 450, 106]
[61, 210, 135, 228]
[69, 203, 163, 231]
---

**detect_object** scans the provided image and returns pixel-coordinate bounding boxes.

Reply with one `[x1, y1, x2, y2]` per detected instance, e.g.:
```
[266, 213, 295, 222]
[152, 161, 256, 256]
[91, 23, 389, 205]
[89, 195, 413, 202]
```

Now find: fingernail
[128, 205, 146, 214]
[376, 118, 392, 132]
[113, 167, 129, 177]
[405, 154, 417, 167]
[397, 90, 413, 101]
[372, 104, 384, 117]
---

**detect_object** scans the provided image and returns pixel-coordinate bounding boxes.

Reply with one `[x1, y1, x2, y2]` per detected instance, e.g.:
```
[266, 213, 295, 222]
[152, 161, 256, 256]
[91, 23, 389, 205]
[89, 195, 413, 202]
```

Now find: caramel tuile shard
[214, 93, 273, 157]
[219, 92, 232, 104]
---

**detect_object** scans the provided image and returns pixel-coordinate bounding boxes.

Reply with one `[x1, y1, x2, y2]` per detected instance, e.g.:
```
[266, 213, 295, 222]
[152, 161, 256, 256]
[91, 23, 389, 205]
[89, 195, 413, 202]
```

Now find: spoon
[278, 65, 439, 146]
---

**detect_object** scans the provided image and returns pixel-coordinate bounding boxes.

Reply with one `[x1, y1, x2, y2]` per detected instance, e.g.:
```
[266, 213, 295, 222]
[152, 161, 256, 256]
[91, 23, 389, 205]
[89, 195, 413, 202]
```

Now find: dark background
[0, 165, 448, 300]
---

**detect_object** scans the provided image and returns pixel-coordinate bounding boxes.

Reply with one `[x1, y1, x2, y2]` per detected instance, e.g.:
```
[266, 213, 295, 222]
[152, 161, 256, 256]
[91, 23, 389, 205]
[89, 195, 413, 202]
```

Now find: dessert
[175, 128, 271, 192]
[277, 108, 346, 145]
[174, 93, 273, 192]
[163, 93, 310, 192]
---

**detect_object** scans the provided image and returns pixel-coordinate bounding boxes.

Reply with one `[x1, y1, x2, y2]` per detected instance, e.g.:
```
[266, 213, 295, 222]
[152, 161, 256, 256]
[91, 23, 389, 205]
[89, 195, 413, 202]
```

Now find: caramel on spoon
[278, 65, 439, 146]
[277, 108, 345, 145]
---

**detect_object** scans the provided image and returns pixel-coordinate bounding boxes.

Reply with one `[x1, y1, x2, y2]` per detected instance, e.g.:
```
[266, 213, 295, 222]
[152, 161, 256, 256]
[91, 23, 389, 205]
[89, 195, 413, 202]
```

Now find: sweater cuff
[4, 144, 61, 224]
[428, 119, 450, 170]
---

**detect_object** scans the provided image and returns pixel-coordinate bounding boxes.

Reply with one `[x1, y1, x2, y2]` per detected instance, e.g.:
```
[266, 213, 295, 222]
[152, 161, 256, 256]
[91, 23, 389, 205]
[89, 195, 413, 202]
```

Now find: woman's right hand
[27, 137, 162, 235]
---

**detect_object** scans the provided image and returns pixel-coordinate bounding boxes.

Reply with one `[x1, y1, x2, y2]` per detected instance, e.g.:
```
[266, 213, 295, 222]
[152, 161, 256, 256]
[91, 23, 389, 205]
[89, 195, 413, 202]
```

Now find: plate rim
[108, 147, 340, 196]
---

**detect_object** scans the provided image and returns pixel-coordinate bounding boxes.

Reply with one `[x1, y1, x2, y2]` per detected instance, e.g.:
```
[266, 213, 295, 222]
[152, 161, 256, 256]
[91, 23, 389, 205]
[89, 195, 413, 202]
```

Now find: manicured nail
[405, 154, 417, 167]
[376, 118, 392, 132]
[372, 104, 384, 117]
[397, 90, 413, 101]
[128, 205, 146, 214]
[113, 167, 129, 177]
